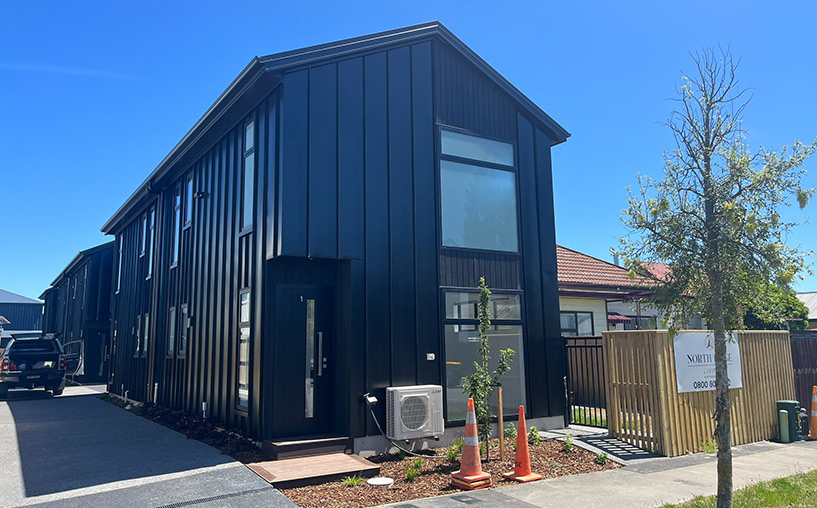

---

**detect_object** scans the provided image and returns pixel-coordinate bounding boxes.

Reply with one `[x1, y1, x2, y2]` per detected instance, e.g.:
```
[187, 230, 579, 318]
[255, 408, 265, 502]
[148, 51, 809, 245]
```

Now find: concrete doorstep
[380, 439, 817, 508]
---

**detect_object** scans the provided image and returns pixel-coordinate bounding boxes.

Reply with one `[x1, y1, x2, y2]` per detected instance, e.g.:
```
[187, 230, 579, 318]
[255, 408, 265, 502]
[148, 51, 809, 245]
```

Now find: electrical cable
[362, 393, 454, 460]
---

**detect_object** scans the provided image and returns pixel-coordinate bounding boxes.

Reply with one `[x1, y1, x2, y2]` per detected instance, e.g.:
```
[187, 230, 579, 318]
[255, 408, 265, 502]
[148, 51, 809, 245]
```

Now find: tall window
[443, 291, 526, 421]
[241, 119, 255, 231]
[237, 290, 250, 408]
[146, 207, 155, 279]
[560, 311, 594, 336]
[140, 214, 147, 257]
[171, 187, 181, 267]
[184, 173, 193, 227]
[134, 314, 141, 356]
[116, 236, 123, 294]
[167, 307, 176, 356]
[143, 313, 150, 355]
[439, 129, 518, 252]
[180, 304, 188, 355]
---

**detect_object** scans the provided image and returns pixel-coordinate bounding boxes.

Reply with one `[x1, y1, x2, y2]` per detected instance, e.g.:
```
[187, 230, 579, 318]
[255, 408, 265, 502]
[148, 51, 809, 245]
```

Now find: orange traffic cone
[451, 398, 492, 490]
[810, 386, 817, 440]
[503, 406, 542, 482]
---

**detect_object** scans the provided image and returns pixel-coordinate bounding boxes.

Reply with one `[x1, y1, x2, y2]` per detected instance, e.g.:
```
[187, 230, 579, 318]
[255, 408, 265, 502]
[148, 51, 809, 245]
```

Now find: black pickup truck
[0, 336, 66, 398]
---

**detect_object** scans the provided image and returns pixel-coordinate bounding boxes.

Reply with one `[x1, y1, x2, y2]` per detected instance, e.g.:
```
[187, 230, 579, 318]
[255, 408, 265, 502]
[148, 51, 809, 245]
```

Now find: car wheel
[52, 387, 64, 396]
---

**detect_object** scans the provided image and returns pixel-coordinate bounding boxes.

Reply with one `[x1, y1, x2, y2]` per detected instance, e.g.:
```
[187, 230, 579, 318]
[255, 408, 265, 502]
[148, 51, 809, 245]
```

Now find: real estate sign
[673, 332, 743, 393]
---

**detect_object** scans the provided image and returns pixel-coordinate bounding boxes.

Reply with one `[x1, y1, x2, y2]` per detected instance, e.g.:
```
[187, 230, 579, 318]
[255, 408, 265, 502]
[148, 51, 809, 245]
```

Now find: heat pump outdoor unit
[386, 385, 445, 440]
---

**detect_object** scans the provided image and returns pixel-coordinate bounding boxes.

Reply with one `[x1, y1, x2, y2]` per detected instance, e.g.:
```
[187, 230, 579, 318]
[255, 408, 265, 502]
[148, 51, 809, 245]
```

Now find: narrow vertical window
[237, 290, 250, 408]
[72, 275, 77, 299]
[143, 313, 150, 355]
[116, 236, 123, 294]
[241, 119, 255, 231]
[167, 307, 176, 356]
[184, 173, 193, 226]
[171, 187, 181, 267]
[180, 304, 188, 354]
[134, 314, 141, 356]
[140, 214, 147, 257]
[82, 265, 87, 310]
[146, 207, 155, 279]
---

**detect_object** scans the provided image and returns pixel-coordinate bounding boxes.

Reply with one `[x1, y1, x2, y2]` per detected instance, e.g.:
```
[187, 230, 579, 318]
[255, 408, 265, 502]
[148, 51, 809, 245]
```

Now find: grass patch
[340, 475, 366, 487]
[699, 436, 717, 454]
[662, 469, 817, 507]
[571, 408, 607, 427]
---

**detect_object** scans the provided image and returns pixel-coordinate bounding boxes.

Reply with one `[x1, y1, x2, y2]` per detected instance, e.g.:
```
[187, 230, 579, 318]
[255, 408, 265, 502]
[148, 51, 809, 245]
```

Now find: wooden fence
[603, 330, 796, 457]
[790, 331, 817, 411]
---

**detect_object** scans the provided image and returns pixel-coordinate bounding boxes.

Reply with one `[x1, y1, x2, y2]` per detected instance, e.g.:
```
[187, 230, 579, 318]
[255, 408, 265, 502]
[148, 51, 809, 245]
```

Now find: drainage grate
[154, 487, 271, 508]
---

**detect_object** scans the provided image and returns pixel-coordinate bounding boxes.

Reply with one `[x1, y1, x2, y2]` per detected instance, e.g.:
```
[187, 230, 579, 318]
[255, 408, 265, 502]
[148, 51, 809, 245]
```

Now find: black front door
[270, 284, 334, 437]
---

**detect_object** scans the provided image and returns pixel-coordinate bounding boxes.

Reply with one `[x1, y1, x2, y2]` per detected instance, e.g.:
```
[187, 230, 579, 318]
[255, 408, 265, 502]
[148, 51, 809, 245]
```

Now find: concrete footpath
[382, 439, 817, 508]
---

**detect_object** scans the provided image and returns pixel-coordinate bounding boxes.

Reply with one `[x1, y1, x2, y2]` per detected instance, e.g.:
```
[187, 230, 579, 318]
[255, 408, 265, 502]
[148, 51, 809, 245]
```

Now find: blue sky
[1, 1, 816, 300]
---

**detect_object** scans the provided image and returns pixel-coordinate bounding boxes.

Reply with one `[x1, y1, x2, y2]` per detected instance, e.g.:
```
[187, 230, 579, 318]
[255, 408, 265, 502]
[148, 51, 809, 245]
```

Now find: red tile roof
[556, 245, 654, 290]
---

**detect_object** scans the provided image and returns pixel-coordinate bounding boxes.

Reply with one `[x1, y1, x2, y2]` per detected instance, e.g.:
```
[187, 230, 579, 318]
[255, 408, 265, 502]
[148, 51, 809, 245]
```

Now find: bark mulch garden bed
[281, 438, 619, 508]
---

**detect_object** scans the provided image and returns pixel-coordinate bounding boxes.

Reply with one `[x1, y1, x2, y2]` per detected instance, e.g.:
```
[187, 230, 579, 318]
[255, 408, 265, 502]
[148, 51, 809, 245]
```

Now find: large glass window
[560, 311, 594, 336]
[444, 290, 526, 421]
[441, 129, 514, 166]
[241, 119, 255, 231]
[440, 160, 518, 252]
[237, 290, 250, 408]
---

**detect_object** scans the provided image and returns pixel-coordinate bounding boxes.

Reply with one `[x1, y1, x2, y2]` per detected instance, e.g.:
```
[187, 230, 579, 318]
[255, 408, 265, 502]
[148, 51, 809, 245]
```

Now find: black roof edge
[259, 21, 570, 144]
[40, 241, 115, 298]
[100, 58, 270, 234]
[101, 21, 569, 234]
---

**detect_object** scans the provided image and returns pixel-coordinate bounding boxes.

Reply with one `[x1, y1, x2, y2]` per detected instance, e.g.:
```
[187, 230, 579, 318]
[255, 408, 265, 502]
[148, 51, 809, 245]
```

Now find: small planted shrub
[341, 475, 366, 487]
[528, 426, 543, 446]
[700, 436, 717, 454]
[504, 422, 518, 440]
[561, 434, 574, 453]
[594, 452, 608, 465]
[446, 437, 464, 463]
[405, 458, 423, 482]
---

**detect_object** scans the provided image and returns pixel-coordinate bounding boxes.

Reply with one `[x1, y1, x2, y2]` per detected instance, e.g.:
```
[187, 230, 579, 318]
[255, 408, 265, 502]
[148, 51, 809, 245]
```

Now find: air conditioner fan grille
[400, 395, 430, 431]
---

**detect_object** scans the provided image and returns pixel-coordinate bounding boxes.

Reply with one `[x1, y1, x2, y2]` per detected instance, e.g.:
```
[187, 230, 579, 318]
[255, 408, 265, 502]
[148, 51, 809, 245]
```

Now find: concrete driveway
[0, 385, 296, 508]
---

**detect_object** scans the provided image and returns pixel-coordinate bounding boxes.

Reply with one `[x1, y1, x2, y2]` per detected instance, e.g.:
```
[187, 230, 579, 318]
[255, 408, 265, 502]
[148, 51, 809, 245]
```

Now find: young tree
[461, 276, 515, 460]
[621, 49, 815, 508]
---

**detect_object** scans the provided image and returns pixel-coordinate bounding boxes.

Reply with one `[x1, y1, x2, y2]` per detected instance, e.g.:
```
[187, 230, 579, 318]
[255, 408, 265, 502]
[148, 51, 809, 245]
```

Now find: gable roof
[556, 246, 655, 297]
[797, 292, 817, 320]
[101, 21, 569, 234]
[0, 288, 42, 305]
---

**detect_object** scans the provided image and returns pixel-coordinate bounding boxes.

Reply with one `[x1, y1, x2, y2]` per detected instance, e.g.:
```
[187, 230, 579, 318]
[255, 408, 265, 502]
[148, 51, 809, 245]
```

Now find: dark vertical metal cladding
[279, 70, 309, 256]
[411, 41, 440, 386]
[308, 63, 338, 259]
[516, 112, 548, 417]
[363, 51, 391, 424]
[337, 58, 365, 260]
[388, 46, 417, 386]
[535, 126, 565, 417]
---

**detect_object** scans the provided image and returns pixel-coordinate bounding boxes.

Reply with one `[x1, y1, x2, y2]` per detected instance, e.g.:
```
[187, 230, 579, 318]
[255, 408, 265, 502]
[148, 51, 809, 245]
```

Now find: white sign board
[673, 332, 743, 393]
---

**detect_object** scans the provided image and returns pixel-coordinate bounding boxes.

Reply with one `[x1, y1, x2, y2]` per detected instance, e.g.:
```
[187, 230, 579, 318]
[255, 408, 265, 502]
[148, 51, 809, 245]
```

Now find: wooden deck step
[261, 436, 350, 460]
[247, 453, 380, 488]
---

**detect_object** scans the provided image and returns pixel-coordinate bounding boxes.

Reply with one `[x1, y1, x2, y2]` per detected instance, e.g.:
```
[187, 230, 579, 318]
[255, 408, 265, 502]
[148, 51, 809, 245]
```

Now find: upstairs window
[439, 129, 518, 252]
[116, 236, 123, 293]
[184, 173, 193, 227]
[140, 214, 147, 257]
[146, 207, 155, 279]
[171, 187, 181, 268]
[241, 119, 255, 231]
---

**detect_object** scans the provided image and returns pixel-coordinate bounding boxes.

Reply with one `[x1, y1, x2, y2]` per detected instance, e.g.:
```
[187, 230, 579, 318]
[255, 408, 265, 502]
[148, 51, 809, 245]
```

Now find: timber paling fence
[790, 331, 817, 412]
[602, 330, 796, 457]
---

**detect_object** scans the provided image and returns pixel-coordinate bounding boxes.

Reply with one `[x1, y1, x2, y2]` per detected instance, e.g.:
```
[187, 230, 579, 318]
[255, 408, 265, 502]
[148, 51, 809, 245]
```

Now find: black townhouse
[101, 22, 570, 450]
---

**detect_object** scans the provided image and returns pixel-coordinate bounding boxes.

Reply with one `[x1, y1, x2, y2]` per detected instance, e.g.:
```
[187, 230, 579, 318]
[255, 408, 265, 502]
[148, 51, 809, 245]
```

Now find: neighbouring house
[40, 242, 114, 382]
[0, 288, 43, 333]
[556, 246, 704, 335]
[796, 292, 817, 330]
[101, 22, 570, 451]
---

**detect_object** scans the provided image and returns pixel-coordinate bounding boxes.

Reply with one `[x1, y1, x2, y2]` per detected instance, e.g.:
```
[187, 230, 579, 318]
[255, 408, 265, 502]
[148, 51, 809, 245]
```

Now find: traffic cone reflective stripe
[503, 406, 542, 483]
[451, 398, 491, 490]
[810, 386, 817, 440]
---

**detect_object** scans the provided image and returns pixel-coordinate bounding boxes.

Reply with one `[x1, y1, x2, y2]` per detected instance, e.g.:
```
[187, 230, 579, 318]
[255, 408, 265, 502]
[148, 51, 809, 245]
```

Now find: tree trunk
[710, 269, 733, 508]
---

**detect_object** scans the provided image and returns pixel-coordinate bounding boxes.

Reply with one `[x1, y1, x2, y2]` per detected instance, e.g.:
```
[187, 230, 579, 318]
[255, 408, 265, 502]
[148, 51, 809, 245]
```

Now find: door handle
[317, 331, 323, 376]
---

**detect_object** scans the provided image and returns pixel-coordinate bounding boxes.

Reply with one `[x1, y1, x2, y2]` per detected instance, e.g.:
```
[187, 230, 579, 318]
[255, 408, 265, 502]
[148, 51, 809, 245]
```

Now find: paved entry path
[381, 438, 817, 508]
[0, 385, 296, 508]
